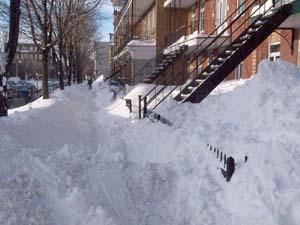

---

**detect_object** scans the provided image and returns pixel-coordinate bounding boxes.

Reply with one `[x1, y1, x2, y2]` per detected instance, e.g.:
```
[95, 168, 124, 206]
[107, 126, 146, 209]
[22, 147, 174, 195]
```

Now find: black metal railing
[138, 0, 289, 118]
[164, 25, 187, 47]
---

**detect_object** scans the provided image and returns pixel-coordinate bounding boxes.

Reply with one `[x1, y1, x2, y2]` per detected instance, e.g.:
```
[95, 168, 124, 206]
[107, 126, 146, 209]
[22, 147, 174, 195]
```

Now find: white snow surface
[1, 60, 300, 225]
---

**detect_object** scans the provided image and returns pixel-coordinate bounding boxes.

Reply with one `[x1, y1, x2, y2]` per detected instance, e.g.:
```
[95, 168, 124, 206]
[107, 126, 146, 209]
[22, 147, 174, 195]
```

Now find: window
[237, 0, 245, 15]
[199, 1, 205, 33]
[191, 5, 197, 33]
[268, 43, 280, 61]
[235, 63, 242, 79]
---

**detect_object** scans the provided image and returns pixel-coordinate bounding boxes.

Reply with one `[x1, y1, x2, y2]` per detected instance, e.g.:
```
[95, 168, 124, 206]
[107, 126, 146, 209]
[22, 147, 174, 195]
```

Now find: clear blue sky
[101, 1, 114, 41]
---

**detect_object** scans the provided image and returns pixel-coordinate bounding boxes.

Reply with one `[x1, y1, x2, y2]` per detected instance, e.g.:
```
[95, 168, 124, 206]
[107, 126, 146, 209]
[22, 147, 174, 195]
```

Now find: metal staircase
[137, 0, 294, 118]
[176, 3, 293, 103]
[134, 44, 188, 84]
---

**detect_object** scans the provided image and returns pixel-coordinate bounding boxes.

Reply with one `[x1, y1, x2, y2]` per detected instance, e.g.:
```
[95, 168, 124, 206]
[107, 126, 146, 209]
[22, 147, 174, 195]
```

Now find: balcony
[113, 39, 156, 62]
[113, 0, 155, 34]
[251, 0, 300, 28]
[163, 32, 230, 55]
[164, 0, 197, 8]
[163, 20, 230, 55]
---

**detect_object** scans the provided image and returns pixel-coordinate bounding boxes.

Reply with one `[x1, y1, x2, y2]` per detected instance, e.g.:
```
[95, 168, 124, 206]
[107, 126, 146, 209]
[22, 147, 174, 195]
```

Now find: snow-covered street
[1, 60, 300, 225]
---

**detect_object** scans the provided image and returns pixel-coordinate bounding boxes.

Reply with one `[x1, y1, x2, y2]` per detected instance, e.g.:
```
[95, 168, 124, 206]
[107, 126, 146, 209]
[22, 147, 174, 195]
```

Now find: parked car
[7, 80, 16, 87]
[6, 80, 18, 98]
[15, 82, 37, 98]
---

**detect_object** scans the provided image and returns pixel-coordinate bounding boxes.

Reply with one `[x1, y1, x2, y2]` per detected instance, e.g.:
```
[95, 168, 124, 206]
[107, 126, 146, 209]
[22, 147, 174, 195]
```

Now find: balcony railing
[164, 18, 217, 48]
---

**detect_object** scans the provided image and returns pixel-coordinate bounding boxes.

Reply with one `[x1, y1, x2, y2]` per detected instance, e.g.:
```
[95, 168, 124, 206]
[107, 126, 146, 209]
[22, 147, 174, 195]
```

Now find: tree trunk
[58, 41, 64, 90]
[65, 53, 72, 86]
[42, 49, 49, 99]
[5, 0, 21, 74]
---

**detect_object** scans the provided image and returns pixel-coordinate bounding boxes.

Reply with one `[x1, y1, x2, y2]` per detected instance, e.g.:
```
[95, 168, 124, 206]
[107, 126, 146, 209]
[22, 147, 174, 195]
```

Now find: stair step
[159, 63, 168, 67]
[180, 93, 190, 98]
[155, 67, 164, 71]
[240, 34, 251, 41]
[225, 49, 235, 55]
[248, 26, 261, 34]
[195, 78, 203, 83]
[210, 64, 220, 69]
[217, 57, 227, 62]
[187, 86, 195, 91]
[262, 12, 274, 19]
[232, 41, 246, 48]
[202, 71, 213, 77]
[254, 20, 266, 27]
[163, 59, 173, 64]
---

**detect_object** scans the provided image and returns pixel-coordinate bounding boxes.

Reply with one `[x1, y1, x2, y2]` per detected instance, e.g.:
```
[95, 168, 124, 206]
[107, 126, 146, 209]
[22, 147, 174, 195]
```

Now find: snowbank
[1, 60, 300, 225]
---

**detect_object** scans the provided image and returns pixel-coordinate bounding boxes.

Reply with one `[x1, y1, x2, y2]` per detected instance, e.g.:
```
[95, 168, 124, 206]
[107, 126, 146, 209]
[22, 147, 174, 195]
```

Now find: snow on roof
[127, 39, 156, 47]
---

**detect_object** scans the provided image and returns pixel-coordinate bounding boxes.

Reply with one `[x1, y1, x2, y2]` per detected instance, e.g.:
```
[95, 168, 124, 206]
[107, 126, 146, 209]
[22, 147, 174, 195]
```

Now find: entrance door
[215, 0, 228, 35]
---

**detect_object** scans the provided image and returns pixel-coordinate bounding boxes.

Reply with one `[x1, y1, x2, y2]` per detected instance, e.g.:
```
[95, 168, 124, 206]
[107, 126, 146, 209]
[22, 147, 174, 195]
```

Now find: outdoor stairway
[175, 3, 293, 103]
[136, 0, 296, 119]
[142, 45, 188, 83]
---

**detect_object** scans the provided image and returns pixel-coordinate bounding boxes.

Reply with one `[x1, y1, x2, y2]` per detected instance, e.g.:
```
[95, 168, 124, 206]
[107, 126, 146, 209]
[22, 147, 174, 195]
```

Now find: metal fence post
[226, 157, 235, 182]
[138, 95, 142, 120]
[143, 96, 147, 118]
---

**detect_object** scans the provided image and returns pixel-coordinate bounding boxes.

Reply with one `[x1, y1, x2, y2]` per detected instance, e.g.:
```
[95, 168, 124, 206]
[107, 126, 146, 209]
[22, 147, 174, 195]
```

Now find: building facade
[95, 41, 110, 78]
[5, 42, 56, 79]
[110, 0, 300, 85]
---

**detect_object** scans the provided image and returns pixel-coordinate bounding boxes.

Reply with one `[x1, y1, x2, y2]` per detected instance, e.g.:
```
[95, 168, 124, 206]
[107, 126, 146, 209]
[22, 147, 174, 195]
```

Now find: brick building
[110, 0, 300, 85]
[6, 42, 56, 79]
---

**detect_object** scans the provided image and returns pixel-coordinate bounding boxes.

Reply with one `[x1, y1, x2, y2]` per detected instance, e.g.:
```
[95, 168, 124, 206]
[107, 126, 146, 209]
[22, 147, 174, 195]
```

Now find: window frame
[199, 5, 205, 33]
[237, 0, 246, 16]
[268, 42, 281, 61]
[235, 62, 243, 80]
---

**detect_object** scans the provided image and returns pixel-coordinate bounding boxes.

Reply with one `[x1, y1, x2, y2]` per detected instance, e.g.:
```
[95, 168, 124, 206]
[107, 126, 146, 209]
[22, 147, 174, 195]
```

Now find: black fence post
[226, 157, 235, 182]
[138, 95, 142, 120]
[143, 96, 147, 118]
[125, 99, 132, 113]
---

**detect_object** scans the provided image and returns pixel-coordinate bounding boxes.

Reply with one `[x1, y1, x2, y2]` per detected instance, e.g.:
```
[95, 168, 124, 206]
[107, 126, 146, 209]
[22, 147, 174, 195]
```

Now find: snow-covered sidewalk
[1, 60, 300, 225]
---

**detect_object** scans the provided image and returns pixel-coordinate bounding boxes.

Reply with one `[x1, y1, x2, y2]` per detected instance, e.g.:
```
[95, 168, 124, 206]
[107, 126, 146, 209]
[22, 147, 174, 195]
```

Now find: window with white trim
[191, 5, 198, 33]
[199, 1, 205, 33]
[235, 63, 242, 79]
[268, 43, 280, 61]
[237, 0, 245, 15]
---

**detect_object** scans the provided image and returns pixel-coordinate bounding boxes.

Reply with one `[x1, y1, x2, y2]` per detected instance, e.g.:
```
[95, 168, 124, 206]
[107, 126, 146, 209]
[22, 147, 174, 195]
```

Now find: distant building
[95, 41, 110, 78]
[7, 42, 56, 79]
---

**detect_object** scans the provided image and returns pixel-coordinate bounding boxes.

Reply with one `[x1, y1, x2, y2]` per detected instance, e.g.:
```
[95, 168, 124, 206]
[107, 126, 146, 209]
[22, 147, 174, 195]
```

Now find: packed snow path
[1, 60, 300, 225]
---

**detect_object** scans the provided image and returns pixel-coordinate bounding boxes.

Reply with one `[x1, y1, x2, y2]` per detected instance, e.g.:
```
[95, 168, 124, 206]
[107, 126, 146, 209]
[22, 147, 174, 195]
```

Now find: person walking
[88, 77, 93, 90]
[26, 87, 33, 103]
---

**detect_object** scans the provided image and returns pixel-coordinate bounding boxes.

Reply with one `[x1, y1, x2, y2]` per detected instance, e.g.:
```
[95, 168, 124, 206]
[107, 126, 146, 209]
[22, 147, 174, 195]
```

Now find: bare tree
[24, 0, 104, 98]
[24, 0, 56, 99]
[0, 0, 21, 117]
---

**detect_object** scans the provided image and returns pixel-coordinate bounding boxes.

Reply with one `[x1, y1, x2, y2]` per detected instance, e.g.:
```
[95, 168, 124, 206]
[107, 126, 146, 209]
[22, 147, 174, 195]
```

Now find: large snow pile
[0, 60, 300, 225]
